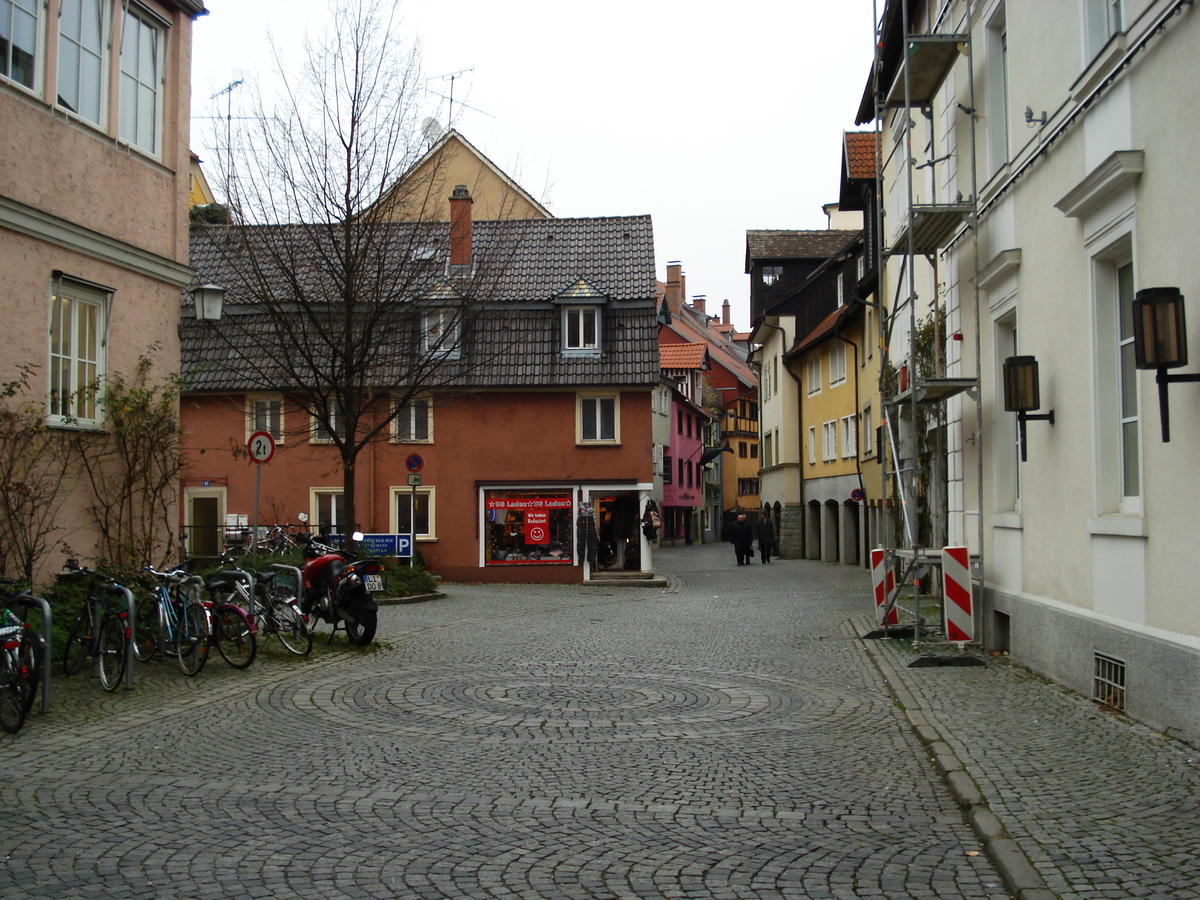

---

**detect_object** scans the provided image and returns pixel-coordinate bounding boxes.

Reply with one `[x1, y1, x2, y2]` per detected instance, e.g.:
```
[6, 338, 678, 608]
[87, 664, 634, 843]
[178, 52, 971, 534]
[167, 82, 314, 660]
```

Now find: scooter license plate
[365, 574, 384, 592]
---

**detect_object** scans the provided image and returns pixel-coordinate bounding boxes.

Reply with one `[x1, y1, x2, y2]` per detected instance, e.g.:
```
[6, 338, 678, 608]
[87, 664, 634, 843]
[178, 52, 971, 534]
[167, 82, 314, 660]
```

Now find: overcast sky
[191, 0, 878, 332]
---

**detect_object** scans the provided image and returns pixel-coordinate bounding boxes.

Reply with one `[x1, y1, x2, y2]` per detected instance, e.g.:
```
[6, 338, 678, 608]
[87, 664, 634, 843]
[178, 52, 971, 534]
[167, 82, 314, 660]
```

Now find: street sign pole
[247, 431, 276, 567]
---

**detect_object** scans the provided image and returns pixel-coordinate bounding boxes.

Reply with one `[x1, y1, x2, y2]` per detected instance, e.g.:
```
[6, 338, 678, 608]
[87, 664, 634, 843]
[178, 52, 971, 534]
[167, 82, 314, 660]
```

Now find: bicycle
[224, 524, 305, 558]
[134, 567, 210, 676]
[248, 564, 312, 656]
[200, 560, 258, 669]
[61, 563, 134, 692]
[0, 587, 44, 734]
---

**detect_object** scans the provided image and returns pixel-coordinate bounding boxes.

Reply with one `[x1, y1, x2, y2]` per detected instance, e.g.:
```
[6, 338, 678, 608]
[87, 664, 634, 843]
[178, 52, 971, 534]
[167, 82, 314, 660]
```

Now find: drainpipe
[833, 327, 870, 568]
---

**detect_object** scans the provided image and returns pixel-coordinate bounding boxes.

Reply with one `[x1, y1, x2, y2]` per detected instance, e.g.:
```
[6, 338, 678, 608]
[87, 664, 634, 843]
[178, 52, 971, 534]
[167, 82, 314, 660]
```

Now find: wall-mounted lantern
[192, 282, 225, 322]
[1003, 355, 1054, 462]
[1131, 287, 1200, 442]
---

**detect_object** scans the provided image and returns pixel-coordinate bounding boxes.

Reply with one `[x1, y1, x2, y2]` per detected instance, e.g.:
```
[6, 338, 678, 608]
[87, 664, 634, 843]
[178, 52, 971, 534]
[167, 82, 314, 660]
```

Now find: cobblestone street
[3, 543, 1198, 899]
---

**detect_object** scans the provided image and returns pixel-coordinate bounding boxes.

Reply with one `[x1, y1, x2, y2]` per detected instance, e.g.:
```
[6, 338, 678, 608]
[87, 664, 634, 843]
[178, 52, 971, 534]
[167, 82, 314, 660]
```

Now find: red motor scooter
[298, 528, 385, 646]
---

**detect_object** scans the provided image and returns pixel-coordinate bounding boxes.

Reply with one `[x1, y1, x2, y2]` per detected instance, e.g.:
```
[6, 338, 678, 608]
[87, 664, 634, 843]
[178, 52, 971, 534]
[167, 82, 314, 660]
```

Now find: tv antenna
[426, 67, 495, 121]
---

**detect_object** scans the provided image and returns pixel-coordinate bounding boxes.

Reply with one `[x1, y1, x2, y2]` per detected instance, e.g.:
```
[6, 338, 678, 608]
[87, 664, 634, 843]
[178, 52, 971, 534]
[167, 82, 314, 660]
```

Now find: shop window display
[485, 490, 574, 564]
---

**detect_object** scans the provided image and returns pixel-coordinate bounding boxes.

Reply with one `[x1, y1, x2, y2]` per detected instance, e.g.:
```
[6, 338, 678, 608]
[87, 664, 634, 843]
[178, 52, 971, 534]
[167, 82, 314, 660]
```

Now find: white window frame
[392, 396, 432, 443]
[246, 394, 284, 443]
[310, 402, 343, 444]
[985, 3, 1011, 175]
[808, 426, 817, 464]
[841, 415, 858, 458]
[1092, 235, 1141, 515]
[577, 392, 619, 445]
[58, 0, 109, 127]
[310, 489, 344, 536]
[118, 4, 165, 157]
[47, 278, 107, 429]
[829, 343, 847, 386]
[422, 308, 461, 359]
[0, 0, 39, 93]
[822, 420, 838, 462]
[836, 272, 845, 309]
[863, 405, 874, 457]
[563, 306, 601, 355]
[1084, 0, 1124, 61]
[390, 484, 437, 541]
[806, 354, 821, 396]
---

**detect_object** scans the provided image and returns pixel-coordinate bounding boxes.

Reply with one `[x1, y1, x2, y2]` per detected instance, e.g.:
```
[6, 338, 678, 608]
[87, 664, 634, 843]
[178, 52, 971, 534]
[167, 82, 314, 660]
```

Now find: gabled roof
[660, 342, 709, 370]
[839, 132, 880, 212]
[745, 230, 860, 267]
[788, 303, 862, 358]
[553, 276, 609, 304]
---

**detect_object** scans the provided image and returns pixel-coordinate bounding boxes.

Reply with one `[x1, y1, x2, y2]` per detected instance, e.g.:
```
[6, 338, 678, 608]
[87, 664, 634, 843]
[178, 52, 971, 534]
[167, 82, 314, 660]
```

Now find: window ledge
[1055, 150, 1144, 220]
[1086, 515, 1147, 537]
[562, 349, 602, 359]
[990, 512, 1023, 530]
[1072, 32, 1128, 101]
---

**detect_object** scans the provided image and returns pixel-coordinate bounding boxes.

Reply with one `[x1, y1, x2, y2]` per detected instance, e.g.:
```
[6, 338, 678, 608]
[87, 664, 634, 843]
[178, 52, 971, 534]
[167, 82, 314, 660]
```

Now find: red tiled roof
[844, 132, 879, 181]
[660, 342, 708, 369]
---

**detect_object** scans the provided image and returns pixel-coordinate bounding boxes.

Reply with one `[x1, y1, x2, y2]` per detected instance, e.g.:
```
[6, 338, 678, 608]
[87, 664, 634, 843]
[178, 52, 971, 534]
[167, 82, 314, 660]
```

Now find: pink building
[0, 0, 207, 579]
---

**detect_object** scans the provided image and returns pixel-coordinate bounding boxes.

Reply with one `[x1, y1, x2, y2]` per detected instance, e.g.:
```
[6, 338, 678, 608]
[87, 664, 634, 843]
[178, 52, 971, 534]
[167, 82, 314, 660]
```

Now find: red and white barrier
[870, 548, 898, 626]
[941, 546, 974, 643]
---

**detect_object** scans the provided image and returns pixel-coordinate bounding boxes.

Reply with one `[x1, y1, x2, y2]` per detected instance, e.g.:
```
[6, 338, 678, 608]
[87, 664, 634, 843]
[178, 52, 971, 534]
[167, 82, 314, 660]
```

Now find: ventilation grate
[1093, 652, 1126, 711]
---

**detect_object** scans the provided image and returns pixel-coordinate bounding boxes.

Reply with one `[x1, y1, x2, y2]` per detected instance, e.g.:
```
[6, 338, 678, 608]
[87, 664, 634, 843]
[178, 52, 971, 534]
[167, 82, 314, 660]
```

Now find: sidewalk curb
[859, 629, 1059, 900]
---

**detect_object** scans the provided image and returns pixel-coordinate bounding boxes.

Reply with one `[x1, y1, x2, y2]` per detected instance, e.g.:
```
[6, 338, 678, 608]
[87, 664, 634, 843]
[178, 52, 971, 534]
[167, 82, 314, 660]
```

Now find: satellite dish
[422, 117, 444, 145]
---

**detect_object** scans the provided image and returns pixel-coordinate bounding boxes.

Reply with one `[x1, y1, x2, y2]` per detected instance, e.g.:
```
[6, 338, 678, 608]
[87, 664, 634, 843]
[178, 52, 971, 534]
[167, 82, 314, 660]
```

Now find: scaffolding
[870, 0, 984, 654]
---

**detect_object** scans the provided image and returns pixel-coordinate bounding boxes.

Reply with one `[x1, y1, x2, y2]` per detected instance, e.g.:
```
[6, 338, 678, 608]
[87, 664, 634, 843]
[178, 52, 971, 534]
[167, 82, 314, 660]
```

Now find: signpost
[403, 455, 423, 562]
[247, 431, 275, 564]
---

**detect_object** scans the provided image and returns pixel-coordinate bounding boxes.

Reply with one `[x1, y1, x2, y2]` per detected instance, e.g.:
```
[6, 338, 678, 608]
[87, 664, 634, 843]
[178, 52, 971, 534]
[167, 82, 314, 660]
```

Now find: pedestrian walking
[732, 513, 754, 565]
[755, 510, 775, 564]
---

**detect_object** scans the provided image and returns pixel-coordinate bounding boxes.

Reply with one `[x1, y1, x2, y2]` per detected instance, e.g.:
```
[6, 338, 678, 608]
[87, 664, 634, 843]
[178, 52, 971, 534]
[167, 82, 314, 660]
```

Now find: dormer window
[422, 308, 461, 359]
[564, 306, 600, 354]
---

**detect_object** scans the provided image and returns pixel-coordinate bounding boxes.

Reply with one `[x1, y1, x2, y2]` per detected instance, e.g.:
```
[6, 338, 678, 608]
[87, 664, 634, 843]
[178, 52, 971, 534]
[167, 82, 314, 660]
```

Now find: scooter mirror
[351, 531, 365, 542]
[297, 512, 309, 524]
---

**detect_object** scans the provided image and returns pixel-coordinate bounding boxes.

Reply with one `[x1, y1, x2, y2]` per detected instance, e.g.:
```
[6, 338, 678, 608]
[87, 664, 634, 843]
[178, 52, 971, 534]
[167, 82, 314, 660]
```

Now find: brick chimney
[665, 261, 685, 314]
[449, 185, 473, 268]
[692, 295, 707, 316]
[722, 299, 731, 326]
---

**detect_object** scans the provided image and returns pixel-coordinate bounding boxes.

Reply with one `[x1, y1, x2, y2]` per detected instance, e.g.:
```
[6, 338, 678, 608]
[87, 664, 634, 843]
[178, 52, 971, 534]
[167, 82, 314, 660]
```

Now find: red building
[179, 206, 660, 583]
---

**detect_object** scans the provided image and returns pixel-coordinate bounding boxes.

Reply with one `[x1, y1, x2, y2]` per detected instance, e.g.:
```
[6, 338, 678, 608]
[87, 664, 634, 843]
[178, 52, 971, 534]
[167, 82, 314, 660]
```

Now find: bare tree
[191, 0, 530, 538]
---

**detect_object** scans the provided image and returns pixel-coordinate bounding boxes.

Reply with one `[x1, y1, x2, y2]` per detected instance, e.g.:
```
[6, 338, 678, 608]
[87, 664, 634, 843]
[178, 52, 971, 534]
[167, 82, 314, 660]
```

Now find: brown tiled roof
[745, 230, 859, 261]
[182, 216, 659, 392]
[660, 342, 708, 370]
[844, 132, 879, 181]
[790, 304, 861, 357]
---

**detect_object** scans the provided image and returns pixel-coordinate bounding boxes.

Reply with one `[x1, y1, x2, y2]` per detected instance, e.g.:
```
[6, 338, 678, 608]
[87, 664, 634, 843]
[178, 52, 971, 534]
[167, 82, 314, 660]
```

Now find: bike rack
[269, 564, 303, 599]
[12, 595, 52, 713]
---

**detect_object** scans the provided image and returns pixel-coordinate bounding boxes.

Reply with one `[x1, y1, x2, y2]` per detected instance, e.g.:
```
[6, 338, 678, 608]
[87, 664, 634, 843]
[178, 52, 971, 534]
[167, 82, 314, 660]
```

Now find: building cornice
[1, 195, 194, 287]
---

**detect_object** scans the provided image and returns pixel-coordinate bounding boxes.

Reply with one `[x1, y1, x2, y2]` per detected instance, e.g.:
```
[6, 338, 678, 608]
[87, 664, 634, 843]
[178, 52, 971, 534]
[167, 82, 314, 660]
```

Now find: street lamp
[192, 282, 225, 321]
[1002, 355, 1054, 462]
[1131, 287, 1200, 442]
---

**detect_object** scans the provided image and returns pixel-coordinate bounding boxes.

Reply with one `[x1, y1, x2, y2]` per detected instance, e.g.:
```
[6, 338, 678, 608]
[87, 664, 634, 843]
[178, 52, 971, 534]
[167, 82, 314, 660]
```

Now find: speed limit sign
[248, 431, 276, 464]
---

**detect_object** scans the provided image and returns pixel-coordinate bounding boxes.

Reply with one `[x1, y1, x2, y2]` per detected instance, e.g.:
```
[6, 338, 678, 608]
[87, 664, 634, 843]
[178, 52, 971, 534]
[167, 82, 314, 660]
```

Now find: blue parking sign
[397, 534, 413, 557]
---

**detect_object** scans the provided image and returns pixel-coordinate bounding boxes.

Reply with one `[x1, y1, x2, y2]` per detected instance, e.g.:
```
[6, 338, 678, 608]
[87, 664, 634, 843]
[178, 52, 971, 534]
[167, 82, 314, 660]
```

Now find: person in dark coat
[732, 513, 754, 566]
[755, 510, 775, 564]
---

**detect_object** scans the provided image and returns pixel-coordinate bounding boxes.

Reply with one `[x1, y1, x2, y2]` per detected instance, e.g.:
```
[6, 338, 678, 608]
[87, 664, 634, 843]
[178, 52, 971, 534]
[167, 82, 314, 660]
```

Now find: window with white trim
[1093, 239, 1140, 513]
[311, 403, 343, 443]
[563, 306, 600, 354]
[762, 430, 774, 469]
[422, 308, 462, 359]
[578, 393, 619, 444]
[806, 354, 821, 395]
[0, 0, 37, 90]
[392, 485, 435, 540]
[312, 490, 344, 535]
[985, 3, 1011, 174]
[393, 397, 432, 443]
[247, 394, 284, 442]
[48, 279, 107, 428]
[119, 5, 164, 156]
[841, 415, 858, 458]
[58, 0, 108, 126]
[863, 405, 874, 457]
[829, 343, 847, 386]
[822, 421, 838, 461]
[808, 426, 817, 464]
[1084, 0, 1123, 61]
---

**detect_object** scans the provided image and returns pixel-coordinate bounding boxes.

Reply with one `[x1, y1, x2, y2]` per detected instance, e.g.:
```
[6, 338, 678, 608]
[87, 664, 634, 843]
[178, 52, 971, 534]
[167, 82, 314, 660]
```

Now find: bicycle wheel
[213, 605, 257, 669]
[62, 606, 92, 676]
[132, 594, 160, 662]
[0, 654, 27, 734]
[96, 611, 128, 692]
[271, 601, 312, 656]
[18, 630, 42, 717]
[175, 603, 208, 676]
